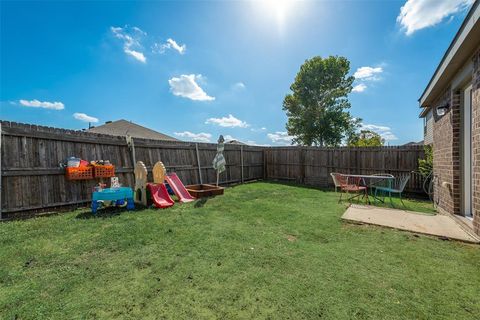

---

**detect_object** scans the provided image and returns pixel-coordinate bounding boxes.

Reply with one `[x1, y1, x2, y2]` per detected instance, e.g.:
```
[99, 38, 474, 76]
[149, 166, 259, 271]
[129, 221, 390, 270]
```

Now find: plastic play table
[91, 187, 135, 214]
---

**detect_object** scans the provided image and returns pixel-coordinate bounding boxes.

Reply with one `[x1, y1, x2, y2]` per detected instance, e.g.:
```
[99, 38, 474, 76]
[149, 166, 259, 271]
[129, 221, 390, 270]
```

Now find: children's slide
[147, 183, 175, 208]
[165, 173, 195, 203]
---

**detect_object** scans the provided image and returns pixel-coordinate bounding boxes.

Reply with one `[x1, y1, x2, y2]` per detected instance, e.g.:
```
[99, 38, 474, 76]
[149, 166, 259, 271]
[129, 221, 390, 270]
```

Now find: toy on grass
[134, 161, 148, 206]
[111, 177, 121, 188]
[146, 161, 174, 208]
[153, 161, 166, 183]
[91, 180, 134, 214]
[165, 173, 195, 203]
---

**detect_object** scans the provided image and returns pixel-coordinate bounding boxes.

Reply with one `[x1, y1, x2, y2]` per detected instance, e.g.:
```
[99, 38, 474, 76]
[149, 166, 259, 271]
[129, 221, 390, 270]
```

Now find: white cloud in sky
[361, 123, 398, 141]
[267, 131, 294, 145]
[233, 82, 246, 90]
[111, 26, 147, 63]
[352, 66, 384, 93]
[174, 131, 212, 143]
[73, 113, 99, 123]
[165, 38, 186, 54]
[205, 114, 249, 128]
[353, 66, 383, 81]
[124, 48, 146, 63]
[168, 74, 215, 101]
[251, 127, 267, 132]
[19, 99, 64, 110]
[224, 134, 236, 142]
[352, 83, 367, 93]
[152, 38, 186, 55]
[397, 0, 473, 35]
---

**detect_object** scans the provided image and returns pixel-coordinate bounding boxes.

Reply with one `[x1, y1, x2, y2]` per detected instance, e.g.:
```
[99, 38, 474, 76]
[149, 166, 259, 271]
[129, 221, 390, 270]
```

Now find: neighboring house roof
[226, 139, 247, 145]
[419, 0, 480, 114]
[403, 141, 424, 147]
[87, 119, 178, 141]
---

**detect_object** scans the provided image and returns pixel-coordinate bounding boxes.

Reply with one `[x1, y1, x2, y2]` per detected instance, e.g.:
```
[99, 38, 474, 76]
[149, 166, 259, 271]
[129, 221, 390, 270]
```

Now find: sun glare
[255, 0, 299, 34]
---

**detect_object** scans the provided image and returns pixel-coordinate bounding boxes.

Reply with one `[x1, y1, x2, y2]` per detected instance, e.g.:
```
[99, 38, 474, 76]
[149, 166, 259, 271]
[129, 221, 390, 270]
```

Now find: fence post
[195, 143, 203, 184]
[300, 148, 306, 184]
[263, 148, 267, 180]
[240, 145, 244, 183]
[126, 135, 136, 167]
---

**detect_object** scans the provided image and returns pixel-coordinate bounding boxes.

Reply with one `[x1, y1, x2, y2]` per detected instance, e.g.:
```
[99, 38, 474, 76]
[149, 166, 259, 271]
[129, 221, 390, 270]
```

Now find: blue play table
[91, 187, 134, 214]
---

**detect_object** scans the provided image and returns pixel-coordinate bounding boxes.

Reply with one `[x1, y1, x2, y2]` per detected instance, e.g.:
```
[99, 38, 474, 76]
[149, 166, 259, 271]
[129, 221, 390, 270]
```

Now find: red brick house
[419, 0, 480, 235]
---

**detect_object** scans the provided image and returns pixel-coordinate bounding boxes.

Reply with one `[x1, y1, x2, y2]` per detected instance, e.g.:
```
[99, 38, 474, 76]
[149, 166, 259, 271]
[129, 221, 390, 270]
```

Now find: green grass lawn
[1, 182, 478, 319]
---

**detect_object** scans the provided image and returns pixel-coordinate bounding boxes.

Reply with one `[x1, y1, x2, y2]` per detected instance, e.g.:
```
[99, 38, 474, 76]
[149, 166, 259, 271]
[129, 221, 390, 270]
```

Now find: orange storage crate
[66, 166, 93, 180]
[93, 165, 115, 178]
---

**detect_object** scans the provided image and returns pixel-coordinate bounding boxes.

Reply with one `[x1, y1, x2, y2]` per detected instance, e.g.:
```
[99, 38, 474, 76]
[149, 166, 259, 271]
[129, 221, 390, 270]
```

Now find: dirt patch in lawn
[286, 234, 297, 242]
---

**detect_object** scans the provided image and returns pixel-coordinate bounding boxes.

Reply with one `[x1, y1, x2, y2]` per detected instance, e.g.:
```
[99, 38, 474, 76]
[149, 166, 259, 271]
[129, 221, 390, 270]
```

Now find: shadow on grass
[75, 205, 147, 219]
[260, 179, 336, 192]
[260, 179, 435, 214]
[194, 198, 209, 208]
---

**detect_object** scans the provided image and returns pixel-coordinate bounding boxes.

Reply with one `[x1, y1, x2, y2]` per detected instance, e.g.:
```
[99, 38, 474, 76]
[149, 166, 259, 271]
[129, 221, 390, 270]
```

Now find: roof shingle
[87, 119, 178, 141]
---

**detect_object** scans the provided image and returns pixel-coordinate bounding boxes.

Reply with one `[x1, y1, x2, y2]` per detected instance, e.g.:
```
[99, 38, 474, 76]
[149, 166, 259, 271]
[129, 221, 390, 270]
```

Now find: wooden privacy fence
[0, 121, 264, 218]
[264, 146, 425, 193]
[1, 121, 426, 218]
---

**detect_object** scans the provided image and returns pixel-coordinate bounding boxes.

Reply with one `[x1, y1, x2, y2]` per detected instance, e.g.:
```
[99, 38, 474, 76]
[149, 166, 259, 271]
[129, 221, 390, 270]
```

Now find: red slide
[147, 183, 175, 208]
[165, 173, 195, 203]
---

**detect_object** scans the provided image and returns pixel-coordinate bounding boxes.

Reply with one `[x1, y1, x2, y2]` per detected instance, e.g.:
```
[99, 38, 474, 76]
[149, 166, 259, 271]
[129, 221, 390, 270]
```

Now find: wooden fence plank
[1, 121, 426, 217]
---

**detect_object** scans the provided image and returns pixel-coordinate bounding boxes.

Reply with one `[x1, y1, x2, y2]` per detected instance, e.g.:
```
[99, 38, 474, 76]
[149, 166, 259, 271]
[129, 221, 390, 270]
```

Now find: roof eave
[419, 0, 480, 108]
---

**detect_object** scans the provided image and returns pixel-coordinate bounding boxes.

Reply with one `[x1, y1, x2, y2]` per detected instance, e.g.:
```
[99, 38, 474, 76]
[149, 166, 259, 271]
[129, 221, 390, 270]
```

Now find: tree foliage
[282, 56, 359, 146]
[347, 130, 384, 147]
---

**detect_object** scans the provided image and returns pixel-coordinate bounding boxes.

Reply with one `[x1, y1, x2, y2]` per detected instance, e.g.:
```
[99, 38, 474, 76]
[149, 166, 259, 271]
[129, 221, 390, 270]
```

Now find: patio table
[342, 174, 394, 204]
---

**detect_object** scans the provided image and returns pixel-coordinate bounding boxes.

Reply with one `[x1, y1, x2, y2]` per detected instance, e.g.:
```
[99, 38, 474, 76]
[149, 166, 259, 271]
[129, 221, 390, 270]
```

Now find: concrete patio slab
[342, 205, 480, 244]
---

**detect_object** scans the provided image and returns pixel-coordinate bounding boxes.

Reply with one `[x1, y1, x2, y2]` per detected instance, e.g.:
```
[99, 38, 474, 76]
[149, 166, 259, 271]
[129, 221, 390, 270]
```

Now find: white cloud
[353, 66, 383, 81]
[267, 131, 294, 145]
[251, 127, 267, 132]
[174, 131, 212, 143]
[224, 134, 236, 142]
[205, 114, 249, 128]
[73, 113, 99, 123]
[168, 74, 215, 101]
[361, 123, 398, 141]
[153, 38, 186, 55]
[233, 82, 246, 90]
[352, 83, 367, 93]
[124, 48, 146, 63]
[19, 99, 64, 110]
[166, 38, 186, 54]
[111, 26, 147, 63]
[397, 0, 473, 35]
[352, 66, 384, 93]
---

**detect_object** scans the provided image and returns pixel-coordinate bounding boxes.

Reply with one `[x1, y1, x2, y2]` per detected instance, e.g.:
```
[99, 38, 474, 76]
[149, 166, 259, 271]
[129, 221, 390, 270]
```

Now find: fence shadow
[75, 205, 146, 219]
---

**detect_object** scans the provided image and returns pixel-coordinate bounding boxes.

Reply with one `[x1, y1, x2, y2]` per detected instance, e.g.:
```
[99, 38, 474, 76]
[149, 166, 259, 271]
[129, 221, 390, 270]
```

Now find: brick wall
[433, 45, 480, 236]
[433, 88, 462, 216]
[472, 47, 480, 234]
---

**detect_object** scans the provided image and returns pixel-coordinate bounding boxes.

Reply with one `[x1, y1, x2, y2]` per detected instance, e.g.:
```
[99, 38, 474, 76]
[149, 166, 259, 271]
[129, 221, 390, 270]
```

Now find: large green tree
[283, 56, 359, 146]
[347, 130, 384, 147]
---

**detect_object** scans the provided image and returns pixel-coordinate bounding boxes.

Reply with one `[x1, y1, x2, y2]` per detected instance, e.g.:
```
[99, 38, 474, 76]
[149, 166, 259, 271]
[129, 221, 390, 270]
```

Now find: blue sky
[0, 0, 474, 145]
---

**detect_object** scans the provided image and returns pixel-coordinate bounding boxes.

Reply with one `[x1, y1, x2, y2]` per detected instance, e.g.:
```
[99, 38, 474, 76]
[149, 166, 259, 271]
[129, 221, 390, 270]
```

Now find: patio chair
[330, 172, 347, 192]
[339, 176, 368, 204]
[373, 174, 410, 206]
[369, 173, 394, 194]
